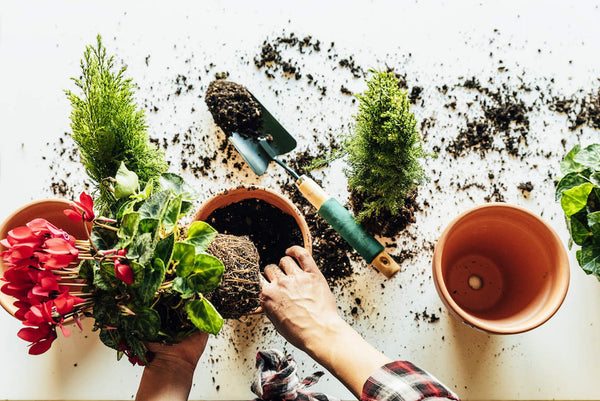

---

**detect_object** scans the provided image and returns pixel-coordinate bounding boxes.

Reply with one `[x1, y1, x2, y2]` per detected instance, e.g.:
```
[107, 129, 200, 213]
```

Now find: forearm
[135, 359, 195, 401]
[305, 318, 392, 398]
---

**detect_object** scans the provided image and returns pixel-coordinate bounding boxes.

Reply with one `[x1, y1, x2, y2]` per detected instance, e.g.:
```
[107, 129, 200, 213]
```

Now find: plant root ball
[205, 80, 262, 138]
[206, 234, 261, 319]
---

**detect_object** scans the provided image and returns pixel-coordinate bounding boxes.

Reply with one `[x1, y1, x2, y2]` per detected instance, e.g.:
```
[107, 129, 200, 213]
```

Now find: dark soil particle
[205, 80, 262, 138]
[517, 181, 534, 197]
[552, 88, 600, 130]
[205, 199, 304, 268]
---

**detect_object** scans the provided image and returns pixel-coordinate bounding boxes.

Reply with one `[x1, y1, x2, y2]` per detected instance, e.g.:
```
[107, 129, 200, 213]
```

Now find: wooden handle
[296, 175, 330, 209]
[371, 251, 401, 278]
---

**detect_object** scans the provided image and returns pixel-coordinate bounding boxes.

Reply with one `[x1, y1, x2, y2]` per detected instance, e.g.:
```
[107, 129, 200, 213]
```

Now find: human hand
[260, 246, 346, 356]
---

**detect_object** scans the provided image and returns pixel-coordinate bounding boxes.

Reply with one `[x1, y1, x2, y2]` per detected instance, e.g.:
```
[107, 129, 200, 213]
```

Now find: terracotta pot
[0, 199, 90, 319]
[193, 187, 312, 254]
[432, 204, 569, 334]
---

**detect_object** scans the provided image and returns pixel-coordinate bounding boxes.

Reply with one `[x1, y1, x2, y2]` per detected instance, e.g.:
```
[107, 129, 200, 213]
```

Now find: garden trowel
[228, 92, 400, 278]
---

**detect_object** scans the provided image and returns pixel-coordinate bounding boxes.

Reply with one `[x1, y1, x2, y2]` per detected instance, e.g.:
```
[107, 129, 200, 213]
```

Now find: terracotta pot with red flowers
[0, 166, 233, 364]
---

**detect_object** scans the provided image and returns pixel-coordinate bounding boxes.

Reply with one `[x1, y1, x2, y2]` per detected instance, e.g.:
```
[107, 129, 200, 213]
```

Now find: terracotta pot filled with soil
[0, 199, 90, 319]
[432, 204, 569, 334]
[195, 187, 311, 319]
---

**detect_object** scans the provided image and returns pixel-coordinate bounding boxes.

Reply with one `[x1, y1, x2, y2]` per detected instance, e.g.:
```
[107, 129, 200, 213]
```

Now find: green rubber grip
[318, 198, 384, 263]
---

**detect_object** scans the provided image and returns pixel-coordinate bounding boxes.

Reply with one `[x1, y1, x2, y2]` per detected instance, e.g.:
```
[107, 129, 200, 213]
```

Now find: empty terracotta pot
[432, 204, 569, 334]
[0, 199, 90, 318]
[194, 187, 312, 254]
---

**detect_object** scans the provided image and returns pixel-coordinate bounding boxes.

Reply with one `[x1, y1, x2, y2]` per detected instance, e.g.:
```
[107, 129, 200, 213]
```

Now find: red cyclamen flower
[64, 192, 95, 222]
[114, 250, 133, 285]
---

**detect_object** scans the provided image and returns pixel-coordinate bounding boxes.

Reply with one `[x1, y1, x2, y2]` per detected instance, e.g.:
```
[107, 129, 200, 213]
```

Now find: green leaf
[130, 261, 145, 288]
[131, 181, 154, 201]
[185, 297, 224, 334]
[94, 261, 119, 290]
[116, 199, 137, 220]
[561, 183, 595, 217]
[163, 195, 183, 234]
[577, 241, 600, 277]
[128, 232, 155, 265]
[138, 218, 160, 234]
[185, 221, 218, 253]
[555, 171, 590, 201]
[180, 201, 194, 217]
[187, 254, 224, 293]
[78, 259, 94, 282]
[173, 242, 197, 277]
[138, 190, 170, 219]
[571, 213, 592, 245]
[99, 329, 119, 351]
[588, 211, 600, 236]
[137, 258, 166, 302]
[130, 308, 161, 339]
[159, 173, 199, 200]
[173, 276, 195, 299]
[560, 144, 583, 174]
[154, 234, 175, 267]
[118, 212, 140, 248]
[574, 144, 600, 171]
[114, 162, 140, 199]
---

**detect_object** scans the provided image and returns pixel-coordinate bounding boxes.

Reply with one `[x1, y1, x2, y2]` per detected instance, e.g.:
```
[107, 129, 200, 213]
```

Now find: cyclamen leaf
[186, 254, 224, 293]
[180, 201, 194, 217]
[560, 144, 584, 174]
[138, 218, 159, 234]
[576, 242, 600, 277]
[138, 190, 170, 219]
[163, 195, 183, 234]
[555, 172, 590, 201]
[185, 297, 224, 335]
[172, 276, 195, 299]
[173, 242, 196, 277]
[154, 234, 175, 267]
[574, 144, 600, 171]
[560, 183, 595, 217]
[114, 162, 140, 199]
[159, 173, 199, 201]
[588, 212, 600, 237]
[128, 232, 154, 265]
[118, 212, 140, 247]
[137, 258, 166, 303]
[130, 308, 161, 339]
[185, 221, 218, 253]
[570, 213, 592, 245]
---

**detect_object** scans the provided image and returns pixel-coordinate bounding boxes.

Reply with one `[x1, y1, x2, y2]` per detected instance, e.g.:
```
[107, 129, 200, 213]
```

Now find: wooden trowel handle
[296, 175, 400, 278]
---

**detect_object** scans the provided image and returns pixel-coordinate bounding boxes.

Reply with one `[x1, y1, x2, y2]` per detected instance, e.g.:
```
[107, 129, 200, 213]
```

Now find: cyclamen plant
[0, 165, 225, 364]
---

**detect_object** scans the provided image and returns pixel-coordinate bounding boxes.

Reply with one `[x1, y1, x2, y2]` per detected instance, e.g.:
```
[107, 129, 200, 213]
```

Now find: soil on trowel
[205, 80, 262, 138]
[205, 198, 304, 268]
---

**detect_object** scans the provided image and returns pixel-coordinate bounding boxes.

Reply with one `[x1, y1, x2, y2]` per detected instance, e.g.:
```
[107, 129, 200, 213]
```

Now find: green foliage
[345, 70, 427, 221]
[87, 170, 224, 364]
[65, 35, 167, 209]
[557, 144, 600, 279]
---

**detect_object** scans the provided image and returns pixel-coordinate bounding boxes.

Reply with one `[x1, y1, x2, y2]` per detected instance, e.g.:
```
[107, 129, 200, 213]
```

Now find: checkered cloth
[251, 350, 458, 401]
[251, 349, 338, 401]
[362, 361, 460, 401]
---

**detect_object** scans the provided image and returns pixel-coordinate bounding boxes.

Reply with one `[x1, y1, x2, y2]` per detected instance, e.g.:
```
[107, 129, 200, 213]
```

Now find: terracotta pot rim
[193, 186, 312, 254]
[432, 203, 570, 334]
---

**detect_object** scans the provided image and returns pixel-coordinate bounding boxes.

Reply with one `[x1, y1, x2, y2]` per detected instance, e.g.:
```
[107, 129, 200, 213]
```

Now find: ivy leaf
[185, 221, 218, 253]
[555, 171, 590, 201]
[114, 162, 140, 199]
[186, 254, 224, 294]
[173, 276, 195, 299]
[185, 297, 224, 335]
[571, 212, 592, 245]
[576, 241, 600, 277]
[138, 190, 170, 219]
[118, 212, 140, 248]
[159, 173, 199, 200]
[574, 144, 600, 171]
[163, 195, 183, 234]
[560, 183, 595, 217]
[154, 234, 175, 267]
[560, 144, 583, 174]
[173, 242, 197, 277]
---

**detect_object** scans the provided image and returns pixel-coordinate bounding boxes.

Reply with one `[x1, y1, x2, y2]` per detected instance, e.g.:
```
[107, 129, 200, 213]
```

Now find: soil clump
[205, 199, 304, 268]
[207, 234, 261, 319]
[205, 80, 262, 138]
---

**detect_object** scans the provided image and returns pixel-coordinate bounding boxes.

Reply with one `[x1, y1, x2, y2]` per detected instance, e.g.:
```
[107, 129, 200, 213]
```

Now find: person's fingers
[264, 263, 285, 281]
[286, 246, 319, 273]
[279, 255, 303, 275]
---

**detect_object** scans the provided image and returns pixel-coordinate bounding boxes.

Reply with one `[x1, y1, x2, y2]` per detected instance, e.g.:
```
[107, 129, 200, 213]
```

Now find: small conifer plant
[346, 70, 427, 224]
[65, 35, 168, 209]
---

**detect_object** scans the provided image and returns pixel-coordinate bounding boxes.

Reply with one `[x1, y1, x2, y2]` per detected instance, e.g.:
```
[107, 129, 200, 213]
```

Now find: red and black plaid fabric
[251, 349, 339, 401]
[362, 361, 460, 401]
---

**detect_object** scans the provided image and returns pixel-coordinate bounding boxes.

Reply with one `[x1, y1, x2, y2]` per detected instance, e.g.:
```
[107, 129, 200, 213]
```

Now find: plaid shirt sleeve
[361, 361, 460, 401]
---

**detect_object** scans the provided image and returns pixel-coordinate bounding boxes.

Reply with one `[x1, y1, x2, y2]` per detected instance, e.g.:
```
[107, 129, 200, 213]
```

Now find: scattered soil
[205, 80, 262, 138]
[207, 234, 261, 319]
[518, 181, 534, 198]
[349, 189, 420, 238]
[551, 88, 600, 130]
[204, 198, 304, 268]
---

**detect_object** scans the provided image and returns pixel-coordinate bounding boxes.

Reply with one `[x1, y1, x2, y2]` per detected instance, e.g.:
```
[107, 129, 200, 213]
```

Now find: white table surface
[1, 1, 600, 399]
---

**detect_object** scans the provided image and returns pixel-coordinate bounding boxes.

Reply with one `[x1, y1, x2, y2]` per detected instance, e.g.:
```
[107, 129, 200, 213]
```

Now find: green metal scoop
[228, 91, 400, 278]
